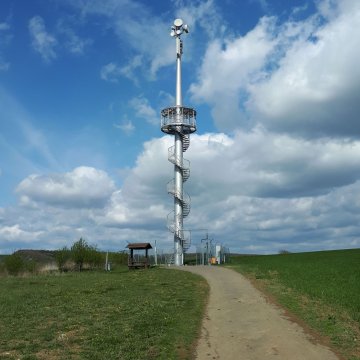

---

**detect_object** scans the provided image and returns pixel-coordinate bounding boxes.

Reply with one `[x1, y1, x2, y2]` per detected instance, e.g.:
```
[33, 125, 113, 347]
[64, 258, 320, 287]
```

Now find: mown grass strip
[227, 249, 360, 360]
[0, 267, 208, 360]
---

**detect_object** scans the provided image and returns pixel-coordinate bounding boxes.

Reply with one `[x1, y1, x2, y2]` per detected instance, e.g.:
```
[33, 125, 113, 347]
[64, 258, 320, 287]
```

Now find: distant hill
[14, 249, 56, 264]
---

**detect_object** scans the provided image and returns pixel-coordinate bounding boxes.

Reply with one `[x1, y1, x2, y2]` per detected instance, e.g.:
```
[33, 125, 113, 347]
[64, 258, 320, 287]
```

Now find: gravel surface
[178, 266, 339, 360]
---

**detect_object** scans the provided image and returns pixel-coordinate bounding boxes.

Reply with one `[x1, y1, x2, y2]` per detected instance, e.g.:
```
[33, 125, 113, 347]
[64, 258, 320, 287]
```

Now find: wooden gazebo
[126, 243, 152, 269]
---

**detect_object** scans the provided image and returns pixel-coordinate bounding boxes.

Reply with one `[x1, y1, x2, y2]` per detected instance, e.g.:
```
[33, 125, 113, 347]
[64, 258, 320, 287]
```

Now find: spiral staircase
[161, 107, 196, 257]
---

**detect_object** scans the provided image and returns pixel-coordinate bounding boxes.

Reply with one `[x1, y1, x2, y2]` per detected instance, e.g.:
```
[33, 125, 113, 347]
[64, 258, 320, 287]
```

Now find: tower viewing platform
[161, 106, 197, 135]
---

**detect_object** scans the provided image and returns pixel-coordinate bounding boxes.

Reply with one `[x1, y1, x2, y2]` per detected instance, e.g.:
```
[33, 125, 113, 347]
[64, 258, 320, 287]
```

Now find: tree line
[1, 238, 128, 276]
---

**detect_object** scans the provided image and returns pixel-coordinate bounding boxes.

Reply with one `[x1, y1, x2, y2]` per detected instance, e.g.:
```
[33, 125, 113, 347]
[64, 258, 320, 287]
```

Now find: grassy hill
[228, 248, 360, 360]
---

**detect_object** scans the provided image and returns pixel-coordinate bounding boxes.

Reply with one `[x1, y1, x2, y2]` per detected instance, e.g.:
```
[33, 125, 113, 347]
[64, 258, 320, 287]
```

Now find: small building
[126, 243, 152, 269]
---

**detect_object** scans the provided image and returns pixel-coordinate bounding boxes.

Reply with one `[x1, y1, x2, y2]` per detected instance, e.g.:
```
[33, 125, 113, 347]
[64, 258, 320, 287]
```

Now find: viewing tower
[161, 19, 197, 266]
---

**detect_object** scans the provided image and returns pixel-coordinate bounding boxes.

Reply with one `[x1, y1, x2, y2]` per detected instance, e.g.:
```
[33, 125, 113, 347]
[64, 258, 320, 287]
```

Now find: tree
[55, 246, 70, 272]
[279, 249, 291, 255]
[71, 238, 89, 272]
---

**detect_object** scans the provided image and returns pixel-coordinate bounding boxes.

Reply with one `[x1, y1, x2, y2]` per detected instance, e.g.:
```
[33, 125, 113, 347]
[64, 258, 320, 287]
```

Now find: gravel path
[178, 266, 339, 360]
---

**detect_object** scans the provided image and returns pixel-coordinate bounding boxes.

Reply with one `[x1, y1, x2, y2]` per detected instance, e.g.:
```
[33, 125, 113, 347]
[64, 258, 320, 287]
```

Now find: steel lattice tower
[161, 19, 197, 266]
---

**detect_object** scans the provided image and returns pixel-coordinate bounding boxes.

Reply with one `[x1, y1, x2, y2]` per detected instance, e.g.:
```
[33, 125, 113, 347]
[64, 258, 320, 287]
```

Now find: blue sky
[1, 0, 360, 255]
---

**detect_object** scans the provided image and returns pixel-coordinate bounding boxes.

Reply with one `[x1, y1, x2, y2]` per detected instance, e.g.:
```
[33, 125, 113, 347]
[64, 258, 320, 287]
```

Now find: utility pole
[154, 240, 158, 266]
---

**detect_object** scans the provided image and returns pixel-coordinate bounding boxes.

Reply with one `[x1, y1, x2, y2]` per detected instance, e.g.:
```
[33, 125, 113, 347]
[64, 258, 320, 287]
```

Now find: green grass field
[0, 267, 208, 360]
[228, 249, 360, 360]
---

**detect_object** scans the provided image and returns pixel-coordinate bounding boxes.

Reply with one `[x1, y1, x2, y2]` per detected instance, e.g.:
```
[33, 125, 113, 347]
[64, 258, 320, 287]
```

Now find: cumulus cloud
[3, 126, 360, 253]
[190, 16, 278, 130]
[28, 16, 57, 62]
[249, 2, 360, 137]
[191, 0, 360, 137]
[89, 131, 360, 252]
[89, 136, 172, 229]
[16, 166, 115, 208]
[0, 224, 44, 243]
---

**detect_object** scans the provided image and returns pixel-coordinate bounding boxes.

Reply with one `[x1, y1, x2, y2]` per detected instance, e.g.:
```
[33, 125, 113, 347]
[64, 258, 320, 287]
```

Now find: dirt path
[179, 266, 339, 360]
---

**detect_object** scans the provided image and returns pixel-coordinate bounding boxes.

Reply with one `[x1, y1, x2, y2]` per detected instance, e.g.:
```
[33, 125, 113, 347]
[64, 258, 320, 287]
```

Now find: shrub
[109, 251, 128, 267]
[5, 254, 25, 275]
[25, 259, 38, 274]
[55, 246, 70, 272]
[86, 246, 103, 270]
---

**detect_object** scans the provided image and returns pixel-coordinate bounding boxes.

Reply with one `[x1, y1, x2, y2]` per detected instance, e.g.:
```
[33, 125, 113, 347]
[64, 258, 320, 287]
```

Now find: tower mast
[161, 19, 197, 266]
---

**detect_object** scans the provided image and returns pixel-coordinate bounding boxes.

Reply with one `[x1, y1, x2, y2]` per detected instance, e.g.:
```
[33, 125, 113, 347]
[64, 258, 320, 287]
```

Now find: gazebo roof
[126, 242, 152, 250]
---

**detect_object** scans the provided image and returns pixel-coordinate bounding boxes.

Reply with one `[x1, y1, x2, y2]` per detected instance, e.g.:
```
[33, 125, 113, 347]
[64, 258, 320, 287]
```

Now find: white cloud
[186, 130, 360, 199]
[57, 23, 92, 55]
[130, 96, 158, 125]
[100, 58, 142, 84]
[0, 59, 9, 71]
[0, 86, 59, 171]
[0, 224, 43, 243]
[28, 16, 57, 62]
[16, 166, 115, 208]
[119, 55, 143, 84]
[89, 131, 360, 253]
[69, 0, 172, 77]
[69, 0, 222, 77]
[113, 120, 135, 135]
[0, 22, 10, 31]
[175, 0, 225, 39]
[100, 62, 122, 82]
[190, 0, 360, 137]
[0, 21, 12, 71]
[190, 16, 278, 130]
[249, 2, 360, 137]
[3, 128, 360, 253]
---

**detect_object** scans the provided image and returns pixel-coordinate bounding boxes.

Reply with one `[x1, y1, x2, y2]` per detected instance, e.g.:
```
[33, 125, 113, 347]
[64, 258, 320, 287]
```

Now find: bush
[5, 254, 25, 275]
[86, 246, 104, 270]
[109, 251, 128, 267]
[25, 259, 38, 274]
[55, 246, 70, 272]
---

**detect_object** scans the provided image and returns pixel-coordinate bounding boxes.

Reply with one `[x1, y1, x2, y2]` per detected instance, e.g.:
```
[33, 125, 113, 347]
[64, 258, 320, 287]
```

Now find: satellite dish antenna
[174, 18, 183, 28]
